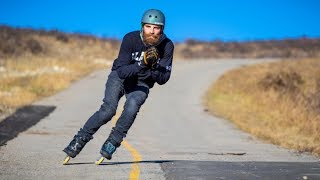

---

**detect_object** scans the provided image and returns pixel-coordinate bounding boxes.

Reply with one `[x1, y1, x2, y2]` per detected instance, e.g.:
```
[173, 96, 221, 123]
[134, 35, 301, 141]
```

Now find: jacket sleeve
[115, 34, 143, 79]
[151, 41, 174, 85]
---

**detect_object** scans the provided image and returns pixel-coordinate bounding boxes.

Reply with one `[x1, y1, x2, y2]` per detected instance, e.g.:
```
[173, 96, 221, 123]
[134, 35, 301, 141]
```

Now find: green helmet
[141, 9, 165, 28]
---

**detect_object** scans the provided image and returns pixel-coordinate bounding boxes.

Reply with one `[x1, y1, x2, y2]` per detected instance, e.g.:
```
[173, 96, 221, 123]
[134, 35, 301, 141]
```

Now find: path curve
[0, 59, 318, 179]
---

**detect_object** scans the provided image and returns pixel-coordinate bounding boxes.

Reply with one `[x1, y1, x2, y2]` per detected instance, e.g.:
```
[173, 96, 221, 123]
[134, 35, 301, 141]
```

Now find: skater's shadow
[65, 160, 174, 166]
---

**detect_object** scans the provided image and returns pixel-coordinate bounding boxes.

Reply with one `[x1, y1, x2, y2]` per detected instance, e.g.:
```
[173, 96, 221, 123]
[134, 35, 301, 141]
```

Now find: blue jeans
[77, 70, 149, 146]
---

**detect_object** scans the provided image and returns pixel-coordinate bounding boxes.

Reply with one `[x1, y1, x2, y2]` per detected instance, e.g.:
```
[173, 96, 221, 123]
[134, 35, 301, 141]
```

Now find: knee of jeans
[99, 102, 117, 117]
[126, 94, 146, 111]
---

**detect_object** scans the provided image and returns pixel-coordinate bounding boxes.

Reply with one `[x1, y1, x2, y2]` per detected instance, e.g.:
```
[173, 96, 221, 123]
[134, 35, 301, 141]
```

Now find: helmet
[141, 9, 165, 28]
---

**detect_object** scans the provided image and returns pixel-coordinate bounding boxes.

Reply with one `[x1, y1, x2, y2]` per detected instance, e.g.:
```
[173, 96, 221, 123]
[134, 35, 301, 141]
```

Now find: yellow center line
[112, 113, 142, 180]
[122, 140, 142, 180]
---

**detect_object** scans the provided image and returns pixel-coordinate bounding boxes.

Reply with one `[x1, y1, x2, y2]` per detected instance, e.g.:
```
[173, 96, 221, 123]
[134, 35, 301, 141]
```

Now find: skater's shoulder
[123, 31, 140, 39]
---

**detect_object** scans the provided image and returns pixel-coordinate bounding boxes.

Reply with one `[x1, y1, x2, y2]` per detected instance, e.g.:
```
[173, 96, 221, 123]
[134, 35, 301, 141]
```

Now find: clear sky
[0, 0, 319, 42]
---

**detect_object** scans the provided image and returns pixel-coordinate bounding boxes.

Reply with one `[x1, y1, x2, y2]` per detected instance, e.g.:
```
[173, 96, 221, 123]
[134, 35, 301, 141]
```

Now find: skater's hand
[143, 46, 159, 68]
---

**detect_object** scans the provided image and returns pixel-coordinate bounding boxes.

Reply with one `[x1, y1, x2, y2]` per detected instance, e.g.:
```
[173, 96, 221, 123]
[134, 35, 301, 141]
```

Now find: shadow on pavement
[0, 105, 56, 146]
[65, 160, 175, 166]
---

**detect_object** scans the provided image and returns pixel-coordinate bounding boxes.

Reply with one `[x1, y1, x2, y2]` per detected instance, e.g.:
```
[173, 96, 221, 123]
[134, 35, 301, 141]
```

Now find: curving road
[0, 59, 319, 179]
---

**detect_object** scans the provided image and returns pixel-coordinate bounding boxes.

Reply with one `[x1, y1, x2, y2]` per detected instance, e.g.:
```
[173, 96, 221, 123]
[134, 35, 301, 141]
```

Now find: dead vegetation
[205, 58, 320, 156]
[0, 25, 120, 118]
[0, 25, 120, 59]
[175, 38, 320, 59]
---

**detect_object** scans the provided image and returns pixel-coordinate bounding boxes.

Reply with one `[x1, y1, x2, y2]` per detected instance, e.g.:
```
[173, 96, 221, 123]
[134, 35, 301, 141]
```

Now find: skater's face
[143, 23, 162, 35]
[142, 23, 162, 46]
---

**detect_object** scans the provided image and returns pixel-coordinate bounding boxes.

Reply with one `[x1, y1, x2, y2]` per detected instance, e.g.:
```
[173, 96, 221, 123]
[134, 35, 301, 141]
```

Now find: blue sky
[0, 0, 319, 42]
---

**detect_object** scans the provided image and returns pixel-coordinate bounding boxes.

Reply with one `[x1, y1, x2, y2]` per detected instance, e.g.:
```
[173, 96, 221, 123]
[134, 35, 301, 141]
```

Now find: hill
[175, 38, 320, 59]
[1, 25, 320, 60]
[0, 25, 119, 118]
[0, 25, 120, 59]
[1, 25, 320, 118]
[205, 58, 320, 156]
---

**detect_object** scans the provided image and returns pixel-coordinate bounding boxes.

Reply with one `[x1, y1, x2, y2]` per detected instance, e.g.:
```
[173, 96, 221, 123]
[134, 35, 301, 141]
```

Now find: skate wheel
[63, 156, 71, 165]
[95, 156, 104, 165]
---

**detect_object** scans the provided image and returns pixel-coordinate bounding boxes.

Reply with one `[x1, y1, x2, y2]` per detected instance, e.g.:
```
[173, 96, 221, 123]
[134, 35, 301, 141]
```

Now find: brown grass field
[205, 58, 320, 156]
[0, 26, 119, 118]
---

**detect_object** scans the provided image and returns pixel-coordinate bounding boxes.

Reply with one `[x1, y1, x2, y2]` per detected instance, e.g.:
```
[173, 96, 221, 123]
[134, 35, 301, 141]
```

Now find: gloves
[143, 46, 159, 68]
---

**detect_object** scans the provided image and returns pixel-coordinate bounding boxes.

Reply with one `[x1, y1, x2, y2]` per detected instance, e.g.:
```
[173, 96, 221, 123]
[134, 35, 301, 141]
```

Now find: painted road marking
[122, 140, 142, 180]
[112, 113, 141, 180]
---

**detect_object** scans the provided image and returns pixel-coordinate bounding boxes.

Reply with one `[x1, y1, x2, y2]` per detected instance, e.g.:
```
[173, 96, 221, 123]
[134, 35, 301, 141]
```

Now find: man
[62, 9, 174, 164]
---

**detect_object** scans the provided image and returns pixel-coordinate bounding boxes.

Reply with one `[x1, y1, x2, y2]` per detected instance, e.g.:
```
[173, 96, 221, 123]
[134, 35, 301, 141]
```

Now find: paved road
[0, 59, 319, 179]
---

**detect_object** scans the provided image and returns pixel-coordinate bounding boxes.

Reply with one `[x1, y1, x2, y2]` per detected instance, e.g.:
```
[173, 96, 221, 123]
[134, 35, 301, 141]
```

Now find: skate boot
[95, 140, 118, 165]
[62, 135, 91, 165]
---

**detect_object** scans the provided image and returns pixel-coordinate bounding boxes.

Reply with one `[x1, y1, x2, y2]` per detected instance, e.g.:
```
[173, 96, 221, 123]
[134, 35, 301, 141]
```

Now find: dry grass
[0, 56, 112, 116]
[175, 38, 320, 59]
[0, 26, 119, 118]
[205, 58, 320, 156]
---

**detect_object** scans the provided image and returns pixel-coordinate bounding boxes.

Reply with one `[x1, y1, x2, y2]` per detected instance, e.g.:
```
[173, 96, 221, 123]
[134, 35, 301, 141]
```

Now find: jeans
[77, 70, 149, 146]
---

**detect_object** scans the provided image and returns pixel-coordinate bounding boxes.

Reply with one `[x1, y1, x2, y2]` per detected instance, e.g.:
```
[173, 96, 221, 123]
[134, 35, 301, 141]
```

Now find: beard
[143, 31, 161, 46]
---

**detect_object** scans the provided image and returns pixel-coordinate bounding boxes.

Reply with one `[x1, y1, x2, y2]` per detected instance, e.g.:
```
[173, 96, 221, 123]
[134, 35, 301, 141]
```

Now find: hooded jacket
[111, 31, 174, 88]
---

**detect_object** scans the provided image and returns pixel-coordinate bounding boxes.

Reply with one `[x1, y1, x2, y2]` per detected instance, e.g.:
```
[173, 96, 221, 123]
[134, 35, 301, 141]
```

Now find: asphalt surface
[0, 59, 319, 179]
[161, 161, 320, 179]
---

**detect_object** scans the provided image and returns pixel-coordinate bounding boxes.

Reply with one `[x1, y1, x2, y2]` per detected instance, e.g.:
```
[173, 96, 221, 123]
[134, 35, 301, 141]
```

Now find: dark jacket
[111, 31, 174, 88]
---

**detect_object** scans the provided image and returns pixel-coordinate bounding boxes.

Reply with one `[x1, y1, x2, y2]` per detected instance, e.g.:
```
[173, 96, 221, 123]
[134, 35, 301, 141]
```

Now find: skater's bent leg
[64, 71, 124, 157]
[100, 85, 149, 159]
[80, 102, 117, 137]
[109, 85, 149, 145]
[79, 71, 124, 137]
